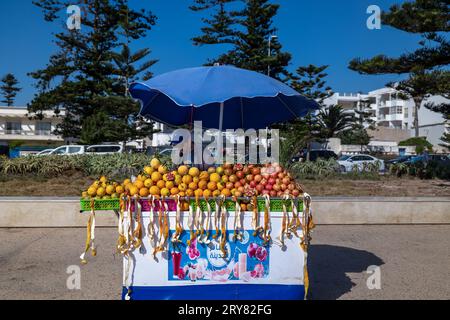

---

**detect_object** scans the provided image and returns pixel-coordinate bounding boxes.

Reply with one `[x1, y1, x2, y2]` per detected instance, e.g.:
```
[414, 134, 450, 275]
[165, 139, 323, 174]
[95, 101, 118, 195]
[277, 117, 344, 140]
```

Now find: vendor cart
[80, 195, 314, 300]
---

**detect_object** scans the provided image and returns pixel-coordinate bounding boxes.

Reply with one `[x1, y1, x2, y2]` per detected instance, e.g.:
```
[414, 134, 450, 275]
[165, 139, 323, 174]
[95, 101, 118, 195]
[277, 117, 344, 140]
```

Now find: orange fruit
[96, 187, 106, 197]
[106, 185, 115, 195]
[150, 158, 161, 169]
[216, 166, 224, 175]
[188, 167, 200, 177]
[161, 188, 170, 197]
[151, 172, 162, 182]
[149, 186, 160, 196]
[115, 185, 124, 194]
[174, 175, 182, 185]
[207, 181, 217, 191]
[178, 165, 189, 176]
[100, 176, 107, 183]
[144, 166, 153, 175]
[134, 180, 144, 189]
[221, 188, 231, 197]
[221, 175, 229, 183]
[165, 181, 175, 189]
[123, 179, 131, 186]
[203, 189, 212, 198]
[207, 167, 216, 174]
[210, 173, 221, 183]
[158, 166, 167, 175]
[194, 189, 203, 197]
[199, 171, 209, 181]
[129, 186, 139, 196]
[212, 190, 221, 197]
[139, 188, 149, 197]
[137, 175, 145, 181]
[186, 189, 194, 197]
[170, 187, 179, 195]
[178, 183, 187, 192]
[217, 182, 225, 191]
[144, 179, 153, 188]
[157, 180, 166, 189]
[193, 176, 200, 184]
[198, 180, 208, 190]
[188, 182, 198, 190]
[87, 186, 97, 197]
[182, 175, 193, 184]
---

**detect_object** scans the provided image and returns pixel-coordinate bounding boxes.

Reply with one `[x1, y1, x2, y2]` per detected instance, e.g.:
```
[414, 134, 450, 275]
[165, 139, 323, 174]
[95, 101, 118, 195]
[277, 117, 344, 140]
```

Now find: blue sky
[0, 0, 421, 106]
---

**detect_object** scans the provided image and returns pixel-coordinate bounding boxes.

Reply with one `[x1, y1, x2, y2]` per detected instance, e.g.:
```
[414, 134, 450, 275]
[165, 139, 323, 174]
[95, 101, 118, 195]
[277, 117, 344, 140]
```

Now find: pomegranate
[251, 168, 260, 176]
[247, 243, 258, 258]
[255, 247, 268, 262]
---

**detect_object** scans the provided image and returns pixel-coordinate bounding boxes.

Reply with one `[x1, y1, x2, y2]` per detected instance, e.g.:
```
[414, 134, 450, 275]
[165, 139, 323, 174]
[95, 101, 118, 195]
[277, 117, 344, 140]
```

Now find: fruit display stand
[80, 194, 314, 300]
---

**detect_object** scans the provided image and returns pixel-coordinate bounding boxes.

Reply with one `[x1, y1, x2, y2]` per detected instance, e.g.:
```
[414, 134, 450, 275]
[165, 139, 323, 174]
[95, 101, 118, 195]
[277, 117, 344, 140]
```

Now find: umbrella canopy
[129, 65, 319, 130]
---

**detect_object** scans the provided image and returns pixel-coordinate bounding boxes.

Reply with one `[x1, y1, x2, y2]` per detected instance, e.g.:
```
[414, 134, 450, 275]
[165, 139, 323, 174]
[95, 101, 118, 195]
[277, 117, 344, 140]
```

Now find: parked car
[36, 149, 54, 156]
[49, 145, 86, 155]
[85, 145, 123, 154]
[385, 155, 414, 168]
[338, 154, 385, 173]
[407, 154, 450, 165]
[292, 149, 338, 162]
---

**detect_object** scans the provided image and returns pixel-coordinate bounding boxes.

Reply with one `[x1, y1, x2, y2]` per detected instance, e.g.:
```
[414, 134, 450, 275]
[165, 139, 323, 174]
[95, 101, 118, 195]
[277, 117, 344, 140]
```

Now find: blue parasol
[129, 65, 319, 130]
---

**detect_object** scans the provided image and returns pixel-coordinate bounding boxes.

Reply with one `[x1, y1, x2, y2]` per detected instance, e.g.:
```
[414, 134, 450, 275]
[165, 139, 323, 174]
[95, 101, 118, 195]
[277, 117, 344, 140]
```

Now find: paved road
[0, 226, 448, 300]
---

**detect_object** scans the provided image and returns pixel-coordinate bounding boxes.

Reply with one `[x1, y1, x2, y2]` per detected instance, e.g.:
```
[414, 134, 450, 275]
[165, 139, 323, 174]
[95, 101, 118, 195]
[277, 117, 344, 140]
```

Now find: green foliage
[348, 0, 449, 137]
[28, 0, 157, 142]
[399, 137, 433, 154]
[0, 73, 21, 106]
[407, 160, 450, 180]
[316, 105, 355, 139]
[0, 154, 173, 179]
[338, 127, 371, 146]
[290, 65, 333, 104]
[190, 0, 292, 80]
[290, 158, 339, 180]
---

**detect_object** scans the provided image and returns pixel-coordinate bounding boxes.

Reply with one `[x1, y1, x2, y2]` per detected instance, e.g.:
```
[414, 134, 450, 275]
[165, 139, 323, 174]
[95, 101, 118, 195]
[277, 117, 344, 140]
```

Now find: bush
[290, 158, 339, 180]
[399, 137, 433, 154]
[0, 153, 173, 179]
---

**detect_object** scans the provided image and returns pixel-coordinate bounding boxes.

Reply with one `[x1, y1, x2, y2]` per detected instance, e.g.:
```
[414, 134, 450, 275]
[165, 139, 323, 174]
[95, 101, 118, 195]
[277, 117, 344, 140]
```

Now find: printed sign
[168, 230, 270, 283]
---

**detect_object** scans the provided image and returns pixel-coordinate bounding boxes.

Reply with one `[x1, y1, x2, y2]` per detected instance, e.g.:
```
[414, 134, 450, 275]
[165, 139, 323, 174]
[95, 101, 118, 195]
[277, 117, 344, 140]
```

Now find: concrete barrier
[0, 197, 449, 227]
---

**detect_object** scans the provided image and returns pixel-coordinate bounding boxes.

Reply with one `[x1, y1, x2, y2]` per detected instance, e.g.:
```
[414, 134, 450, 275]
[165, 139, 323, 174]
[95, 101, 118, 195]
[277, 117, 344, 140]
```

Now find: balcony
[0, 129, 62, 141]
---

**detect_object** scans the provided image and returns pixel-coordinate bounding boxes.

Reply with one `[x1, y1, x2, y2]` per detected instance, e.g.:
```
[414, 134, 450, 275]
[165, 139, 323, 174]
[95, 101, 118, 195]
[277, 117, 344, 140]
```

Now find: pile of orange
[82, 158, 302, 201]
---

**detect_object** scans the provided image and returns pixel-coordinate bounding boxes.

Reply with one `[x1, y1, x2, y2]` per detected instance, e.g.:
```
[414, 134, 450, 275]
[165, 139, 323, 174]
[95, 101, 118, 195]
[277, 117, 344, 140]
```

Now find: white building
[324, 88, 449, 150]
[0, 106, 64, 157]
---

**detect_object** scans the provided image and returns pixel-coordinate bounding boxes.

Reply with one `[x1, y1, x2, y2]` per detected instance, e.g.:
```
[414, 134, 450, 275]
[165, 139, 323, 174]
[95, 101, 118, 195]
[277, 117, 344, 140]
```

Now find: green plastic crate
[80, 197, 303, 212]
[190, 198, 303, 212]
[80, 198, 120, 211]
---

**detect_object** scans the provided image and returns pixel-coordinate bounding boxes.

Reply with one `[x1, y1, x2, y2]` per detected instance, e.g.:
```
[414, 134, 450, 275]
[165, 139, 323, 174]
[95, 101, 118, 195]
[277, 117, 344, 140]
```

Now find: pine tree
[290, 65, 333, 104]
[0, 73, 21, 106]
[348, 0, 449, 137]
[190, 0, 292, 80]
[28, 0, 157, 144]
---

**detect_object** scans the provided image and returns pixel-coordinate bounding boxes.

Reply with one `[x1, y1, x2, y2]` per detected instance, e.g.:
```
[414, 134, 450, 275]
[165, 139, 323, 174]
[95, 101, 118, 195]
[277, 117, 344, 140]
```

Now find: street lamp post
[267, 35, 278, 76]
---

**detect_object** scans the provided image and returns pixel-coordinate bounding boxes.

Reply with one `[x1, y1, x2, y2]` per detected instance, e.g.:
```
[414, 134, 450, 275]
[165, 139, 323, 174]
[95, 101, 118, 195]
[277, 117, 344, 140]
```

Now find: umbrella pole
[219, 102, 224, 132]
[219, 102, 224, 163]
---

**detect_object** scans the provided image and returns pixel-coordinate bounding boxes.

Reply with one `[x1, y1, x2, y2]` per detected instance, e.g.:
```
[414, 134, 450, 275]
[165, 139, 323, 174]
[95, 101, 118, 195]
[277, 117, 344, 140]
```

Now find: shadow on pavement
[308, 244, 384, 300]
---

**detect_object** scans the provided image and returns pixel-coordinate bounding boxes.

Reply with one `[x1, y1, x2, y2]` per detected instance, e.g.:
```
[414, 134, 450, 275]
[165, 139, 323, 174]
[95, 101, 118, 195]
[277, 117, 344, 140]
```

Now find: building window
[404, 108, 409, 118]
[396, 106, 402, 114]
[6, 122, 21, 134]
[35, 122, 52, 135]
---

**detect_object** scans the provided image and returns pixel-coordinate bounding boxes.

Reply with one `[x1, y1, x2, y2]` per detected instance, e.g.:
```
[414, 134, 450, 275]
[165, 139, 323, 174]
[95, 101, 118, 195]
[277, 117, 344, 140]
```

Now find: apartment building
[0, 106, 64, 157]
[324, 88, 448, 149]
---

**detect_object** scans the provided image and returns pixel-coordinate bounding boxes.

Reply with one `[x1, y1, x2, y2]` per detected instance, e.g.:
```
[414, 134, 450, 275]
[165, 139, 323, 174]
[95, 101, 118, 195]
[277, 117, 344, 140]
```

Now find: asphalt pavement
[0, 225, 448, 300]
